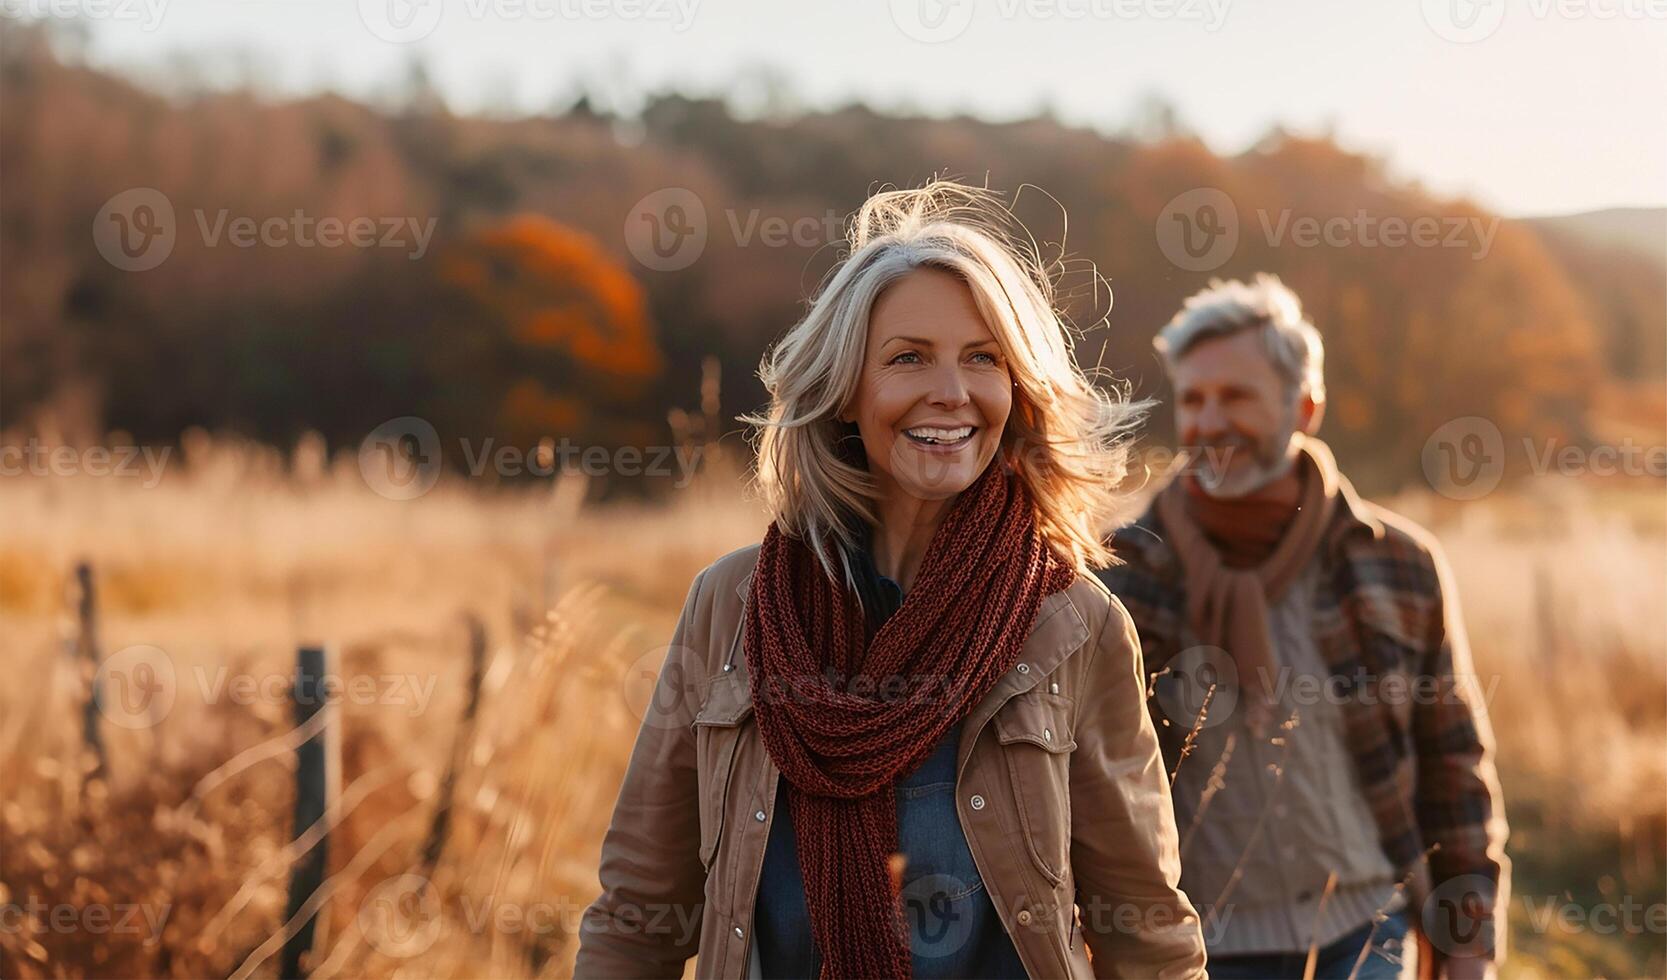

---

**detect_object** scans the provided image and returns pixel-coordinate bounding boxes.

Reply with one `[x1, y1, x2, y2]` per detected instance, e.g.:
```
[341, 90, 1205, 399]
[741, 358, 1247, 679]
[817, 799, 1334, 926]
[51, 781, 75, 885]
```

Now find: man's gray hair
[1153, 273, 1326, 403]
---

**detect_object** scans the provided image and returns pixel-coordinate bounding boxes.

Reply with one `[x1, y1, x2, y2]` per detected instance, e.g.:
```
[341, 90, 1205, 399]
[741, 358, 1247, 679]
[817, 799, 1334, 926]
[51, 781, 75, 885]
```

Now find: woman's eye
[889, 351, 921, 365]
[970, 351, 998, 365]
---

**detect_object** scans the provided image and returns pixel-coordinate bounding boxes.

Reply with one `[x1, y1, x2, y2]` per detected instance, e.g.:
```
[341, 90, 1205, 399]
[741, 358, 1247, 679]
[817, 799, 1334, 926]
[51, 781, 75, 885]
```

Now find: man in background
[1098, 275, 1509, 980]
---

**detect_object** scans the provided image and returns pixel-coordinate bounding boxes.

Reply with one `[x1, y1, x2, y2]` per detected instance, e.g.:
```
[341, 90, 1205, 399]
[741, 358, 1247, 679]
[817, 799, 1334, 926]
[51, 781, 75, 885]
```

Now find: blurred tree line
[3, 22, 1660, 494]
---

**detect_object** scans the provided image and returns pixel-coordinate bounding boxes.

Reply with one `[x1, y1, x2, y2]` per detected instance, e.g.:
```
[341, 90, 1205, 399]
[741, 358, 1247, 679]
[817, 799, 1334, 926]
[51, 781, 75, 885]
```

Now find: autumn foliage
[1, 21, 1659, 494]
[435, 215, 662, 446]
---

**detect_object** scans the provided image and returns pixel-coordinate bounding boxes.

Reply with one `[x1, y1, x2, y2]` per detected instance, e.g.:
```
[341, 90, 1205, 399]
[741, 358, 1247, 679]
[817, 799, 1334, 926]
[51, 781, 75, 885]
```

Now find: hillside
[3, 22, 1660, 493]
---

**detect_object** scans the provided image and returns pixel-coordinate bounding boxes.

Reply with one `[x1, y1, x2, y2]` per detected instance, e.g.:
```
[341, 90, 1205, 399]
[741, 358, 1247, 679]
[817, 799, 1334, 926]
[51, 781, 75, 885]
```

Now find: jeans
[1205, 910, 1411, 980]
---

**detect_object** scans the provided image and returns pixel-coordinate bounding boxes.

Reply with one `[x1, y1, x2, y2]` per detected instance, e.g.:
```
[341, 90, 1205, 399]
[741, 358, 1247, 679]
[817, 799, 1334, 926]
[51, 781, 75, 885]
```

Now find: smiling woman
[747, 180, 1150, 594]
[575, 180, 1208, 980]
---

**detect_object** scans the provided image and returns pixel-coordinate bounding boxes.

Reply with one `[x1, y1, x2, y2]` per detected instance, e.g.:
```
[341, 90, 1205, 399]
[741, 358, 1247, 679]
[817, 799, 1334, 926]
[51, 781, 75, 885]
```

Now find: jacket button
[970, 794, 986, 810]
[754, 810, 767, 822]
[1017, 909, 1033, 925]
[1043, 728, 1053, 743]
[734, 925, 744, 939]
[1049, 681, 1060, 694]
[1015, 663, 1030, 675]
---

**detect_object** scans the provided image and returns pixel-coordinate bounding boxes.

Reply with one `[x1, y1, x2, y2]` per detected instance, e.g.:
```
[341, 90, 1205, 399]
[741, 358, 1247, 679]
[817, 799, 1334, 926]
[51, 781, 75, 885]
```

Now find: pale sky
[32, 0, 1667, 216]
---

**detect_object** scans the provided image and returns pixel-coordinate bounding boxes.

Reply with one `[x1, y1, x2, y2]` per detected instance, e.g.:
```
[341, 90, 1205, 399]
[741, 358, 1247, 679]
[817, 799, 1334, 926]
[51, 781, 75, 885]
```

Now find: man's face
[1169, 329, 1313, 498]
[842, 268, 1013, 502]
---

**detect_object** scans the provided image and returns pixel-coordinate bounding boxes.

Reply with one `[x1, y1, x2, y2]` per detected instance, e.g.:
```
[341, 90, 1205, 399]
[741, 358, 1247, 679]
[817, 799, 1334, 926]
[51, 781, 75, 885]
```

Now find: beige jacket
[576, 543, 1207, 979]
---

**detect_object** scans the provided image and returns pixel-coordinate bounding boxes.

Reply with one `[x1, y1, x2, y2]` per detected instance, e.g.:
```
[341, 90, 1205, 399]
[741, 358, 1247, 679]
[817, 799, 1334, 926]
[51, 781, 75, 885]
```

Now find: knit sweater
[1168, 558, 1402, 956]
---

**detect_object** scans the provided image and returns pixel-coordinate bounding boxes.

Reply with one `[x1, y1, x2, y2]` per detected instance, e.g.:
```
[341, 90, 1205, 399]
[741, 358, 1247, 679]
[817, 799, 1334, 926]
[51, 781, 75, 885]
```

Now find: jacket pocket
[993, 689, 1076, 886]
[693, 670, 752, 872]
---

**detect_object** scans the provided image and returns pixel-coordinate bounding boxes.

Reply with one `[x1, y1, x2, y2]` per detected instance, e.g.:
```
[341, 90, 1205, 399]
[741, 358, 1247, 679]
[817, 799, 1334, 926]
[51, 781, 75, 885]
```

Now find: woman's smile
[901, 423, 978, 452]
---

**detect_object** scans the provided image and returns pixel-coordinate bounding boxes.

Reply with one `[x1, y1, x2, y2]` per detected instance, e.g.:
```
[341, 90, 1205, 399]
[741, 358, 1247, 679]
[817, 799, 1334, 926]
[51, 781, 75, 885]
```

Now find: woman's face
[841, 268, 1013, 502]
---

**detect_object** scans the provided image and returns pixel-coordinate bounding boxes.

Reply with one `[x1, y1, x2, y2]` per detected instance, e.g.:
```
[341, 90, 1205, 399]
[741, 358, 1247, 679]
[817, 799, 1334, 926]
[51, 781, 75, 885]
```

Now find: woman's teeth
[903, 426, 974, 445]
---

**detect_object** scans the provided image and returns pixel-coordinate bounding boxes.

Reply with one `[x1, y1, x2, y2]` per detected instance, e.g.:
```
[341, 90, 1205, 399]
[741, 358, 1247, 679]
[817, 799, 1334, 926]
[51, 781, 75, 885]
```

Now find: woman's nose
[926, 365, 970, 406]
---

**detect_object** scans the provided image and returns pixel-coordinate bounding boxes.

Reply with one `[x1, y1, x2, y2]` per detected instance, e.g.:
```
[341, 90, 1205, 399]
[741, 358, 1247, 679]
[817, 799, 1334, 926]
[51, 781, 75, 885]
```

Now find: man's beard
[1191, 408, 1301, 499]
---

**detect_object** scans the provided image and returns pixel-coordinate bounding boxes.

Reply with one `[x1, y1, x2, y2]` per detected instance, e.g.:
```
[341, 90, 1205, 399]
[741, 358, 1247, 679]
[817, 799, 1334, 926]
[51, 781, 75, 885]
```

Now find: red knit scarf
[1178, 465, 1304, 568]
[744, 461, 1078, 978]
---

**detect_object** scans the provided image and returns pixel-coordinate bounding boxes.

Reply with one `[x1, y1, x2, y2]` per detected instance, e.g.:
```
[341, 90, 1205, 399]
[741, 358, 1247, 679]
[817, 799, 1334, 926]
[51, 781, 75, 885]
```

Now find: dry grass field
[1, 433, 1662, 978]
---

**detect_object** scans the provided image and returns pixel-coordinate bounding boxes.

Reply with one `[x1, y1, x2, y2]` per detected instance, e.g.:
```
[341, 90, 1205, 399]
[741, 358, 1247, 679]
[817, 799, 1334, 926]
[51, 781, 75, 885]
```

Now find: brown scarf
[744, 460, 1077, 979]
[1155, 433, 1341, 734]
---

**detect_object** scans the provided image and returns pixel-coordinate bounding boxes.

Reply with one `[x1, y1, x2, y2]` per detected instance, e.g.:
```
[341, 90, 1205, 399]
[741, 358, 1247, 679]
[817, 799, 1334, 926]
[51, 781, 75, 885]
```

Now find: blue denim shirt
[752, 525, 1028, 978]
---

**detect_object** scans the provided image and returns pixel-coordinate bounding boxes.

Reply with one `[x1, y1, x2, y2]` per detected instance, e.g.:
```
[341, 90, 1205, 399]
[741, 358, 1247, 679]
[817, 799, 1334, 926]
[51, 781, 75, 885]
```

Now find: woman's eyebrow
[882, 335, 998, 349]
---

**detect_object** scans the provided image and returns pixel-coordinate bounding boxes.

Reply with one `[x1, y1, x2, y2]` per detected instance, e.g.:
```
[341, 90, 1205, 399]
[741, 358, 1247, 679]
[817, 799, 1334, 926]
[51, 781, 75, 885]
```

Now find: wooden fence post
[281, 644, 340, 979]
[418, 613, 488, 876]
[72, 561, 108, 785]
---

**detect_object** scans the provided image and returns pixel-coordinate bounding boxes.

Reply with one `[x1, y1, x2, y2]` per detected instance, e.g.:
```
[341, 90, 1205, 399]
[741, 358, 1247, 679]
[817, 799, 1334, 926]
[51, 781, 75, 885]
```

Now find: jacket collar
[731, 567, 1089, 685]
[707, 565, 1091, 794]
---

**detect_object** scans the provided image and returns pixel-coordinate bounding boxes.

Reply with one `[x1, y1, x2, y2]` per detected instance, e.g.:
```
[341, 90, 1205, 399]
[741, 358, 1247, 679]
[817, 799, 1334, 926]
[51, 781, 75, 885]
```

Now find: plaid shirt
[1097, 475, 1511, 964]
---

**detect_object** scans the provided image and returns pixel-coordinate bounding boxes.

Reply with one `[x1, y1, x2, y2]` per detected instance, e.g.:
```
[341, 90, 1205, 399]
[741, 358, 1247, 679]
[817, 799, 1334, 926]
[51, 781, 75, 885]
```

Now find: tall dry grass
[0, 435, 1660, 978]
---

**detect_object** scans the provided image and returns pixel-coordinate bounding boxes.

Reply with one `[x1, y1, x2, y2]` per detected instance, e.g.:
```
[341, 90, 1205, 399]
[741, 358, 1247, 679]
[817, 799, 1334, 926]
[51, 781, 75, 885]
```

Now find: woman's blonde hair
[741, 179, 1147, 590]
